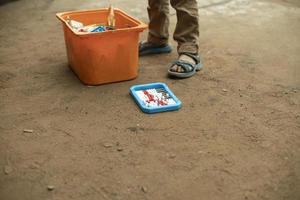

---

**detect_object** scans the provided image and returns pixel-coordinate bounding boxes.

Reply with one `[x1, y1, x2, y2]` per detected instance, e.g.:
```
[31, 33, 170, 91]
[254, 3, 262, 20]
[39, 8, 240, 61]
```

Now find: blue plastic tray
[130, 82, 181, 113]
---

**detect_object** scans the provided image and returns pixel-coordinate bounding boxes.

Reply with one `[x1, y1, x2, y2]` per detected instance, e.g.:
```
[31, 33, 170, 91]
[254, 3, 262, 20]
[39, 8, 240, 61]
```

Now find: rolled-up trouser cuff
[147, 33, 169, 46]
[177, 42, 199, 55]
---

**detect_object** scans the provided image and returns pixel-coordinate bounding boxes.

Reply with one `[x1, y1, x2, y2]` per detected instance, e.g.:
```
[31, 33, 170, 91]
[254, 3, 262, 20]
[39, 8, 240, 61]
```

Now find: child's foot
[169, 54, 196, 73]
[139, 41, 172, 56]
[168, 53, 203, 78]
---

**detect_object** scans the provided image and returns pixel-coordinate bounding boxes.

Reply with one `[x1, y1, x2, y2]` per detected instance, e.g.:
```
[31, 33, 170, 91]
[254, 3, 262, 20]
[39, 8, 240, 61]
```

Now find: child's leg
[171, 0, 199, 54]
[169, 0, 200, 75]
[147, 0, 170, 46]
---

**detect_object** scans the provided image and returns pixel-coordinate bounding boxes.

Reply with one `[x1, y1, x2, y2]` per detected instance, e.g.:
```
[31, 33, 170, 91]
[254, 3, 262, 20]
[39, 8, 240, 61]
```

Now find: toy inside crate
[130, 82, 181, 113]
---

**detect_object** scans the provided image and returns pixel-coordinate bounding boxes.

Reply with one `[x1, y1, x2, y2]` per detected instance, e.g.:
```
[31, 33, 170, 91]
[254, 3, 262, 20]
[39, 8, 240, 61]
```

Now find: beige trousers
[147, 0, 199, 54]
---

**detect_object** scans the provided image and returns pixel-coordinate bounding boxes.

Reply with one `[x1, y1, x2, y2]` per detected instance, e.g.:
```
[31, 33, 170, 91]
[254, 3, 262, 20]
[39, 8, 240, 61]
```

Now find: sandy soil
[0, 0, 299, 200]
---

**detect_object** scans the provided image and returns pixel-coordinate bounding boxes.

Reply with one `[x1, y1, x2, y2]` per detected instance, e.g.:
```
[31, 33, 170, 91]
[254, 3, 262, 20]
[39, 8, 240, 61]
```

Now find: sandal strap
[171, 60, 195, 73]
[180, 52, 200, 64]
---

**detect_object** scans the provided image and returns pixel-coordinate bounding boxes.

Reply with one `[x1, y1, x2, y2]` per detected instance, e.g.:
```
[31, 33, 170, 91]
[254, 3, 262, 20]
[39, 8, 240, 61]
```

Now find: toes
[170, 65, 176, 72]
[170, 65, 184, 73]
[177, 66, 183, 73]
[170, 65, 179, 72]
[178, 66, 184, 73]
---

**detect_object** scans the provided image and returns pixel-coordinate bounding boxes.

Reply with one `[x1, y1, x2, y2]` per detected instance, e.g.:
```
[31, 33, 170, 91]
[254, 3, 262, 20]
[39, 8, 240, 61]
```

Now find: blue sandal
[168, 53, 203, 78]
[139, 41, 172, 56]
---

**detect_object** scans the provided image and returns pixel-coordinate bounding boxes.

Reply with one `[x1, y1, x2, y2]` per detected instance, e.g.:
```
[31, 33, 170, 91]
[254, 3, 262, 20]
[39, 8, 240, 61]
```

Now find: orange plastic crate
[56, 9, 147, 85]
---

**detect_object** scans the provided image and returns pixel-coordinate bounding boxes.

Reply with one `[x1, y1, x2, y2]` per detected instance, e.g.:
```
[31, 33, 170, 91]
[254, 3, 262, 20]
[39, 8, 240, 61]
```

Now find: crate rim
[56, 8, 148, 37]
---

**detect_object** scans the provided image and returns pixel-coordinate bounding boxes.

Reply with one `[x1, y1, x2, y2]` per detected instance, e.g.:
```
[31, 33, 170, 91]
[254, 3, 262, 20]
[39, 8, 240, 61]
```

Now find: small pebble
[222, 89, 228, 92]
[117, 147, 123, 152]
[47, 185, 55, 191]
[23, 129, 33, 133]
[169, 154, 176, 159]
[103, 143, 113, 148]
[4, 165, 13, 175]
[141, 186, 147, 193]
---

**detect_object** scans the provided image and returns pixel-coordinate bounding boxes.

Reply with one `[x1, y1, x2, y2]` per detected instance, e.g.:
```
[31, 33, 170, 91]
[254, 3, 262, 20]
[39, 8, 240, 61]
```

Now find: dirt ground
[0, 0, 299, 200]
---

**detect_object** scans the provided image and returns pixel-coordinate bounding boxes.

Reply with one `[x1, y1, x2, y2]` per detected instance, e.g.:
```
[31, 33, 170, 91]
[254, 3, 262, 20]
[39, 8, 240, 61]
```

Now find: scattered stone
[47, 185, 55, 191]
[141, 186, 147, 193]
[23, 129, 33, 133]
[103, 143, 113, 148]
[222, 89, 228, 92]
[239, 94, 243, 97]
[293, 89, 297, 93]
[240, 117, 246, 121]
[198, 150, 204, 154]
[4, 165, 13, 175]
[117, 147, 123, 152]
[169, 154, 176, 159]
